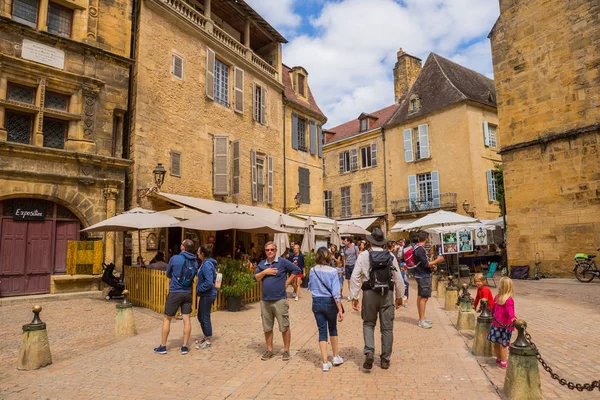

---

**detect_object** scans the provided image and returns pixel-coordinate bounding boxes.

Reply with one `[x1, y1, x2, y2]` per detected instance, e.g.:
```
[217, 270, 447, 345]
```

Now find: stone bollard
[17, 305, 52, 370]
[504, 320, 542, 400]
[432, 274, 440, 292]
[437, 276, 447, 299]
[456, 284, 476, 331]
[472, 299, 493, 356]
[115, 290, 137, 337]
[444, 276, 459, 311]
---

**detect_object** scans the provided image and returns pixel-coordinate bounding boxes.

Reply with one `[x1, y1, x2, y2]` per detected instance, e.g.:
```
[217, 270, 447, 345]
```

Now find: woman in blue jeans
[308, 247, 344, 371]
[196, 246, 218, 349]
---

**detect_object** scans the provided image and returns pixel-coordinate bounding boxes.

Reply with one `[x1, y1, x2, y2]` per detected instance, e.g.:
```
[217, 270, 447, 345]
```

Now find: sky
[245, 0, 501, 128]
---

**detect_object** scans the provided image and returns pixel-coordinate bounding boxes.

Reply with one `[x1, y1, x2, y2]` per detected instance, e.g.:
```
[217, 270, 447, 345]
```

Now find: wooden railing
[124, 266, 262, 316]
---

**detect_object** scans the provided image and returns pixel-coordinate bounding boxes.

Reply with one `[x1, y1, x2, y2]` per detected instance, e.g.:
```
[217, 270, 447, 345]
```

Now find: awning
[337, 217, 378, 230]
[390, 218, 418, 232]
[291, 214, 336, 225]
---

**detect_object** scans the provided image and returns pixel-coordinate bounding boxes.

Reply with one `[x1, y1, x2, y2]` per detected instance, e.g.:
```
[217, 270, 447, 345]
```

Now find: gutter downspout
[382, 127, 389, 234]
[282, 96, 287, 213]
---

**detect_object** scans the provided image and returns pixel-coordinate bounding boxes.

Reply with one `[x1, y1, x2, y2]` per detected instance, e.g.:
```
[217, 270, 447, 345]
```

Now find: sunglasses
[265, 248, 276, 252]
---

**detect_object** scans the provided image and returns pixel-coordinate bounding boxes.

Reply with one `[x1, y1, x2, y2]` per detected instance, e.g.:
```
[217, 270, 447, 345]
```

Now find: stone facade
[489, 0, 600, 275]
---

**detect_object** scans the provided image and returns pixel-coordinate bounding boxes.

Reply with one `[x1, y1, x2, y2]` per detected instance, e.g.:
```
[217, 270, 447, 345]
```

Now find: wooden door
[54, 221, 78, 274]
[0, 220, 28, 296]
[25, 221, 53, 294]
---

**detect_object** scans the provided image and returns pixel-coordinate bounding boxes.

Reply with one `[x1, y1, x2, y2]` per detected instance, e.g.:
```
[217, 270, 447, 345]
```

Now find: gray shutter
[347, 187, 351, 216]
[213, 136, 229, 195]
[206, 48, 215, 100]
[431, 170, 440, 207]
[338, 153, 344, 173]
[252, 82, 258, 121]
[360, 184, 366, 215]
[267, 155, 273, 204]
[408, 175, 417, 211]
[251, 150, 257, 201]
[483, 121, 490, 147]
[403, 128, 414, 162]
[418, 124, 430, 159]
[350, 148, 358, 171]
[305, 168, 310, 204]
[170, 151, 181, 177]
[371, 142, 377, 166]
[317, 125, 323, 158]
[309, 120, 317, 155]
[260, 86, 266, 124]
[232, 140, 240, 195]
[172, 55, 183, 79]
[234, 67, 244, 114]
[291, 112, 299, 150]
[367, 183, 373, 213]
[487, 169, 494, 201]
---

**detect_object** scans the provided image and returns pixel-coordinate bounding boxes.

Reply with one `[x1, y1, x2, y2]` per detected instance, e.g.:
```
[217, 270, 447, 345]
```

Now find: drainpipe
[282, 96, 287, 213]
[382, 127, 389, 234]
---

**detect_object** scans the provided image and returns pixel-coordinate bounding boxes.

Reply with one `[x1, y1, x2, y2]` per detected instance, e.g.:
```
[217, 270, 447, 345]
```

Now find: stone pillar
[0, 76, 7, 141]
[444, 277, 459, 311]
[38, 0, 49, 31]
[103, 187, 119, 265]
[244, 18, 250, 47]
[17, 306, 52, 370]
[432, 274, 439, 292]
[115, 290, 137, 337]
[203, 0, 211, 18]
[33, 77, 47, 147]
[472, 299, 493, 356]
[437, 276, 447, 299]
[504, 320, 542, 400]
[456, 284, 476, 331]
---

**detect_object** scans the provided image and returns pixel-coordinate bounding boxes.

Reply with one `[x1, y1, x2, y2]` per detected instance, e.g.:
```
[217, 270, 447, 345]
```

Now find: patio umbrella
[330, 221, 342, 248]
[400, 210, 478, 231]
[300, 216, 316, 253]
[339, 222, 370, 236]
[159, 207, 205, 220]
[173, 209, 289, 234]
[274, 215, 290, 256]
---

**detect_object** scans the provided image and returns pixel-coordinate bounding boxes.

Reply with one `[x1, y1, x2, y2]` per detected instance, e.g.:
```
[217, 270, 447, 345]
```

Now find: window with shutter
[232, 140, 240, 195]
[340, 186, 351, 218]
[483, 121, 490, 147]
[418, 124, 430, 159]
[350, 148, 358, 171]
[170, 150, 182, 177]
[234, 67, 244, 113]
[360, 146, 372, 168]
[431, 171, 440, 207]
[291, 112, 299, 150]
[251, 149, 257, 201]
[487, 169, 497, 201]
[267, 155, 273, 204]
[371, 142, 377, 166]
[360, 182, 373, 215]
[260, 86, 266, 124]
[298, 167, 310, 204]
[213, 136, 229, 195]
[172, 54, 184, 80]
[339, 151, 351, 173]
[488, 124, 498, 148]
[297, 117, 307, 152]
[256, 158, 265, 202]
[214, 59, 229, 107]
[403, 128, 414, 163]
[206, 48, 215, 99]
[408, 175, 417, 211]
[309, 120, 317, 155]
[323, 190, 333, 218]
[317, 125, 323, 158]
[254, 84, 266, 124]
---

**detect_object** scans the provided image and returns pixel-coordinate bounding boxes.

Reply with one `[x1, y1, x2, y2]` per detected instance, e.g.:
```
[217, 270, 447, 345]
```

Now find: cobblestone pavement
[1, 278, 598, 399]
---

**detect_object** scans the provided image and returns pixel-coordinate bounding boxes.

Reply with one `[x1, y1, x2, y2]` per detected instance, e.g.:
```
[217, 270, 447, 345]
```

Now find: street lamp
[462, 200, 475, 217]
[137, 163, 167, 200]
[285, 192, 303, 213]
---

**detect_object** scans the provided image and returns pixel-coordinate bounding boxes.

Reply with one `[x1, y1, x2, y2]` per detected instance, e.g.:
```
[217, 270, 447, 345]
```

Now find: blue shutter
[403, 128, 413, 162]
[318, 125, 323, 158]
[431, 170, 440, 208]
[418, 124, 429, 159]
[487, 169, 494, 201]
[408, 175, 417, 211]
[309, 120, 317, 155]
[291, 112, 299, 150]
[483, 121, 490, 147]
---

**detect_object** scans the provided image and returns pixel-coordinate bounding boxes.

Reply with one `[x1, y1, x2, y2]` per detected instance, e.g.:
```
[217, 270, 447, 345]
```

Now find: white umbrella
[401, 210, 478, 231]
[339, 222, 370, 236]
[159, 207, 205, 220]
[330, 221, 342, 248]
[300, 216, 316, 253]
[174, 209, 288, 234]
[274, 215, 290, 256]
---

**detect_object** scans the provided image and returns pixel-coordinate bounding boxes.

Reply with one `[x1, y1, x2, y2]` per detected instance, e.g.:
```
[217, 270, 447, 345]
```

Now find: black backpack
[362, 250, 395, 294]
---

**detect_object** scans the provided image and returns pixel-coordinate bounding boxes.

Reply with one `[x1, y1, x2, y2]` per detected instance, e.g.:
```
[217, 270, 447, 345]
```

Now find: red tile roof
[282, 64, 326, 121]
[324, 104, 399, 144]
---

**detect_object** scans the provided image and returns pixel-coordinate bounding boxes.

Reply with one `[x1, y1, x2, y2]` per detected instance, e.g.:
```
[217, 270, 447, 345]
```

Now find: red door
[0, 220, 28, 296]
[54, 221, 79, 274]
[25, 221, 53, 294]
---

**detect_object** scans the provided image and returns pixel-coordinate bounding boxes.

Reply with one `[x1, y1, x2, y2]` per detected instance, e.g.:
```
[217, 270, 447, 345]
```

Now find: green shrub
[218, 258, 256, 297]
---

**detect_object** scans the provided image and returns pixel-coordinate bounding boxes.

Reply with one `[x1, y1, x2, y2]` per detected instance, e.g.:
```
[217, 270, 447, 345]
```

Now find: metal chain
[491, 314, 514, 329]
[524, 332, 600, 392]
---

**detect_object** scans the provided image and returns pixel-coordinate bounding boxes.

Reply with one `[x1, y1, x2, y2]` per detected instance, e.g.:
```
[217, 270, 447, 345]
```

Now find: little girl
[487, 277, 517, 368]
[473, 273, 494, 311]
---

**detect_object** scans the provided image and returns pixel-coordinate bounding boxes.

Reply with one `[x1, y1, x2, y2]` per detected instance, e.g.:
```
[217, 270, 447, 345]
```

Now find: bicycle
[573, 248, 600, 283]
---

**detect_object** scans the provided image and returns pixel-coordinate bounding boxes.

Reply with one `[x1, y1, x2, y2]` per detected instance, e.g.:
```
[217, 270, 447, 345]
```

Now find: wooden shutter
[309, 120, 317, 155]
[338, 153, 344, 173]
[360, 183, 366, 214]
[408, 175, 417, 211]
[371, 142, 377, 166]
[350, 148, 358, 171]
[483, 121, 490, 147]
[367, 183, 373, 213]
[170, 151, 181, 177]
[172, 55, 183, 79]
[487, 169, 495, 201]
[418, 124, 430, 159]
[213, 136, 229, 195]
[234, 67, 244, 114]
[317, 125, 323, 158]
[291, 112, 299, 150]
[260, 86, 266, 124]
[298, 167, 310, 204]
[267, 155, 273, 204]
[252, 82, 258, 121]
[206, 48, 215, 100]
[232, 140, 240, 195]
[403, 128, 414, 162]
[431, 170, 440, 207]
[251, 150, 257, 201]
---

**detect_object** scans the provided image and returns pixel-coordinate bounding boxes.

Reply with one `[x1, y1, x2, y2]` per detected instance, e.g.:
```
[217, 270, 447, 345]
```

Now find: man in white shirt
[350, 228, 405, 370]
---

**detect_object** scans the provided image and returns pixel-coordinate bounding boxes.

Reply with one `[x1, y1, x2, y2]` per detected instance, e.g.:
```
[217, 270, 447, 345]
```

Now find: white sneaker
[419, 320, 433, 329]
[424, 319, 433, 324]
[347, 295, 352, 301]
[294, 295, 299, 301]
[333, 356, 344, 366]
[322, 361, 333, 371]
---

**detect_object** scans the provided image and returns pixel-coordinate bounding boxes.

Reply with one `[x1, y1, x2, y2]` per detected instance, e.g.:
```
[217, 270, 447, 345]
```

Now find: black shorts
[416, 276, 432, 298]
[345, 265, 354, 280]
[164, 291, 193, 316]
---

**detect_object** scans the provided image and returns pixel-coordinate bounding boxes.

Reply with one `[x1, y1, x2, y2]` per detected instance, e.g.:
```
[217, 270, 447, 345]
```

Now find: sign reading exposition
[21, 39, 65, 70]
[13, 203, 46, 221]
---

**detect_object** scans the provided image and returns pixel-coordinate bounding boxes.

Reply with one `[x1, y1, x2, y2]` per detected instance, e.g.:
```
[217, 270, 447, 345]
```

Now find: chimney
[393, 48, 422, 104]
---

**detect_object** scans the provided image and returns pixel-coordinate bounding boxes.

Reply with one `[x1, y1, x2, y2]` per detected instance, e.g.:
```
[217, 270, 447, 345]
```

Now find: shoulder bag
[313, 269, 345, 314]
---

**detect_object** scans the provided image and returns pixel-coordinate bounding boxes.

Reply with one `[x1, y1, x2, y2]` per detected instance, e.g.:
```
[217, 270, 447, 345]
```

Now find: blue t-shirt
[254, 256, 301, 301]
[288, 253, 305, 272]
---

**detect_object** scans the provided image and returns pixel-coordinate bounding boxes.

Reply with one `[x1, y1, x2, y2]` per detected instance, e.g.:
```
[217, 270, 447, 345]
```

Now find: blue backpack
[177, 258, 198, 287]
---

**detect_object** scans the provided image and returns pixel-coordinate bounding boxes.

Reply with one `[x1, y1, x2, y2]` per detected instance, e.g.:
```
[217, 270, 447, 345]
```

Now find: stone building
[0, 0, 133, 295]
[489, 0, 600, 275]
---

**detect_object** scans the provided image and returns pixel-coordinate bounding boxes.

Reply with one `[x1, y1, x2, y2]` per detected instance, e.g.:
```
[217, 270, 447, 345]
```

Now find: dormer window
[408, 94, 421, 114]
[360, 118, 369, 132]
[410, 99, 417, 112]
[297, 73, 305, 96]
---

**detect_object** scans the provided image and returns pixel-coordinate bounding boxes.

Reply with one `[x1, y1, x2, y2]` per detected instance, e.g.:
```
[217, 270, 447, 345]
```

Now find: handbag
[313, 269, 345, 314]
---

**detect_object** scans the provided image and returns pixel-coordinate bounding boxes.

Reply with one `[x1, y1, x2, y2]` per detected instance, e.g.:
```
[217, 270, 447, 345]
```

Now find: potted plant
[301, 251, 316, 288]
[220, 272, 256, 312]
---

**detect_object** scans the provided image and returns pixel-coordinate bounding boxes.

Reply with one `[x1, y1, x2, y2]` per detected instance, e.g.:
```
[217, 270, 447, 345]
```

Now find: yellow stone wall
[490, 0, 600, 275]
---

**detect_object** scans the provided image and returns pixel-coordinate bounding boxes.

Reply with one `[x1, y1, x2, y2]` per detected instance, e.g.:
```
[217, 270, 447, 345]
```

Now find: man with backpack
[414, 231, 445, 329]
[350, 228, 405, 370]
[154, 239, 198, 355]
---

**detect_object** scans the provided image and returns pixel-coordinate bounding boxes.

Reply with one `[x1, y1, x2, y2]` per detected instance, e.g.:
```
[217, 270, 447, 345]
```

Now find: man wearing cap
[350, 227, 405, 370]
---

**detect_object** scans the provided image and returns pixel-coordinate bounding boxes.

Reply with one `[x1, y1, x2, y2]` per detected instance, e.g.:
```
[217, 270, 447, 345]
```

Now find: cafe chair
[484, 262, 498, 287]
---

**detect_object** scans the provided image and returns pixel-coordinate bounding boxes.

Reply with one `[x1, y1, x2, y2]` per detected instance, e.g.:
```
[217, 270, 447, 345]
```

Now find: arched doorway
[0, 198, 82, 297]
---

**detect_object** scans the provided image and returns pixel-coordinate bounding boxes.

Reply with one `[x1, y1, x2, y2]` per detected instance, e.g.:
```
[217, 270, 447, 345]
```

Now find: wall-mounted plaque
[22, 39, 65, 69]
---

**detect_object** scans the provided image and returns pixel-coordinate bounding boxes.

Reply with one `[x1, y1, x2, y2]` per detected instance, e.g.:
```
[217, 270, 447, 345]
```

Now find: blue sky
[246, 0, 500, 127]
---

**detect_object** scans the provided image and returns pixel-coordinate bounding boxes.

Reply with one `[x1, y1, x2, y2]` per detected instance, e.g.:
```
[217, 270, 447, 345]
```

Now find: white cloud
[279, 0, 500, 127]
[245, 0, 301, 32]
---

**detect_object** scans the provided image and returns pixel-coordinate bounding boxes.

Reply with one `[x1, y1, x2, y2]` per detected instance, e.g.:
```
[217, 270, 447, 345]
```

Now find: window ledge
[414, 157, 431, 163]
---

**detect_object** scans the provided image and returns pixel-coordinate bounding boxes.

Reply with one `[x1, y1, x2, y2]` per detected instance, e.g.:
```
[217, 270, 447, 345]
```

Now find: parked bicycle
[573, 249, 600, 283]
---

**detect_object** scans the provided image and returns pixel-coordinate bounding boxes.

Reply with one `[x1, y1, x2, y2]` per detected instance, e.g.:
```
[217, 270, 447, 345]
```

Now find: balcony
[391, 192, 457, 216]
[156, 0, 281, 81]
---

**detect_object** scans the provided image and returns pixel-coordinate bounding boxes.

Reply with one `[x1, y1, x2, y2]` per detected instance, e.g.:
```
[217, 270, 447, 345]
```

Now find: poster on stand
[458, 230, 473, 252]
[442, 232, 458, 254]
[474, 227, 488, 246]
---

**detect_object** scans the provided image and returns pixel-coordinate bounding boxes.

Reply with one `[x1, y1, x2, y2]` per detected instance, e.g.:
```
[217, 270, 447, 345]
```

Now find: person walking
[154, 239, 198, 355]
[254, 242, 301, 361]
[308, 247, 344, 371]
[350, 228, 405, 370]
[288, 244, 305, 301]
[343, 237, 359, 300]
[195, 246, 218, 349]
[413, 232, 444, 329]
